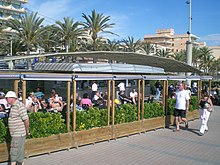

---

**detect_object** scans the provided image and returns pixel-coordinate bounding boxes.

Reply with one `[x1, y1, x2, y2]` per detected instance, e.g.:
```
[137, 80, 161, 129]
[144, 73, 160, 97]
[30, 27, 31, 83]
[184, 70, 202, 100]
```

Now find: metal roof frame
[0, 51, 202, 73]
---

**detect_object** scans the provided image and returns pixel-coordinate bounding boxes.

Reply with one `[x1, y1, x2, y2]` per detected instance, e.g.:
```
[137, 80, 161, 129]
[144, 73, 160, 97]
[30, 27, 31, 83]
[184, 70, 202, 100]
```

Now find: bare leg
[182, 117, 188, 128]
[175, 116, 180, 130]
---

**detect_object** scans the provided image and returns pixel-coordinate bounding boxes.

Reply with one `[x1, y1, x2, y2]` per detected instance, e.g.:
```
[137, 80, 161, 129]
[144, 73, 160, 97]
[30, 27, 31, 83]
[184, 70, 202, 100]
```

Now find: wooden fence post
[107, 80, 111, 126]
[66, 81, 71, 132]
[72, 80, 76, 132]
[141, 80, 145, 121]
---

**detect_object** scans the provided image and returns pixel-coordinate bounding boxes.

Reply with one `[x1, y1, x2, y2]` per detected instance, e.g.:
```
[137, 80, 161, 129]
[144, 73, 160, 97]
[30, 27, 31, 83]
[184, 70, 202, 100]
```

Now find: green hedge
[0, 102, 164, 143]
[0, 120, 7, 143]
[29, 112, 67, 138]
[75, 108, 108, 131]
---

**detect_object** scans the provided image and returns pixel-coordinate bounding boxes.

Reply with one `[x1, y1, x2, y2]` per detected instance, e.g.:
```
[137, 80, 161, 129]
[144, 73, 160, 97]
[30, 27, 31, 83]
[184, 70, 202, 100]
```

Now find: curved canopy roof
[0, 51, 202, 73]
[34, 63, 165, 74]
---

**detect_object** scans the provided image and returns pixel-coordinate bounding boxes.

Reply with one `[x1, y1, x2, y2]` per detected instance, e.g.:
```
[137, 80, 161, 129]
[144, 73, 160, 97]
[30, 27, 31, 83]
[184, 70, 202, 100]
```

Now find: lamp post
[186, 0, 192, 85]
[186, 0, 192, 66]
[8, 39, 14, 70]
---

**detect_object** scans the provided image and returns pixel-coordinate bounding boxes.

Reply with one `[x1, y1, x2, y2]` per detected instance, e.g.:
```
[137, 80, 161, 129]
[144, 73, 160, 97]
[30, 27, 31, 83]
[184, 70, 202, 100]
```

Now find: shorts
[10, 136, 26, 163]
[174, 109, 186, 118]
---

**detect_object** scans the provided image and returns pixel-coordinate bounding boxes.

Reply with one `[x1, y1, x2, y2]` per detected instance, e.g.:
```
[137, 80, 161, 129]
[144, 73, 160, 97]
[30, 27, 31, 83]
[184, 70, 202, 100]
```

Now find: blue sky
[25, 0, 220, 46]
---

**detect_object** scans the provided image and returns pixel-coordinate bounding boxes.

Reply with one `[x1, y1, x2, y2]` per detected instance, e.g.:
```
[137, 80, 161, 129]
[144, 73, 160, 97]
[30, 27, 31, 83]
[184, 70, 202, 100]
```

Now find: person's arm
[209, 98, 213, 107]
[24, 118, 30, 136]
[186, 99, 189, 112]
[198, 99, 202, 108]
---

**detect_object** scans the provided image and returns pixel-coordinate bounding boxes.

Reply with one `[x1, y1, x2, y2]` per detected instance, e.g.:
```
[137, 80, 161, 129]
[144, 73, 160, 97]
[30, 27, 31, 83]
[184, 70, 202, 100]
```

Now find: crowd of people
[0, 81, 219, 115]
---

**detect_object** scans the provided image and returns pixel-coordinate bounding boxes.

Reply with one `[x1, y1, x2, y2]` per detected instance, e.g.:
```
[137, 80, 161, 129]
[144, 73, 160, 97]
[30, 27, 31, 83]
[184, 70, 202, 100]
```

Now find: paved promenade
[1, 106, 220, 165]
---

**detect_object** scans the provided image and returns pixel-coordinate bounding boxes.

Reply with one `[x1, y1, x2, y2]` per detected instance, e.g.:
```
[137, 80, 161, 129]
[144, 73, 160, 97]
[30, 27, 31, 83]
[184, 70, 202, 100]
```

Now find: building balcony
[0, 15, 14, 21]
[17, 0, 28, 3]
[0, 5, 26, 13]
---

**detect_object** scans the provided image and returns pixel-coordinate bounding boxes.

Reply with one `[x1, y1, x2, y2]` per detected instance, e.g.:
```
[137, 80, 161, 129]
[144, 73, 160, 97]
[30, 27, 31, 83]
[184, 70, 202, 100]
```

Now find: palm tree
[139, 41, 154, 55]
[199, 47, 215, 74]
[209, 58, 220, 76]
[55, 17, 83, 53]
[172, 50, 186, 62]
[192, 47, 201, 68]
[105, 39, 121, 51]
[156, 49, 171, 58]
[121, 36, 142, 52]
[81, 10, 116, 51]
[40, 25, 60, 53]
[8, 12, 45, 69]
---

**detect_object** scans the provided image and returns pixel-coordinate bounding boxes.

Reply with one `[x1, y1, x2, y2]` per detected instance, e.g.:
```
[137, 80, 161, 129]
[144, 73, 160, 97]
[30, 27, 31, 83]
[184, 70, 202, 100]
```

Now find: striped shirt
[8, 100, 28, 137]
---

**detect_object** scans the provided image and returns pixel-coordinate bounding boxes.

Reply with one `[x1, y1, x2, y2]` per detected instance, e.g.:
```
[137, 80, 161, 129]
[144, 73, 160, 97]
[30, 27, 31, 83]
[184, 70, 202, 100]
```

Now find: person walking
[5, 91, 30, 165]
[91, 81, 98, 99]
[173, 83, 190, 132]
[198, 90, 213, 136]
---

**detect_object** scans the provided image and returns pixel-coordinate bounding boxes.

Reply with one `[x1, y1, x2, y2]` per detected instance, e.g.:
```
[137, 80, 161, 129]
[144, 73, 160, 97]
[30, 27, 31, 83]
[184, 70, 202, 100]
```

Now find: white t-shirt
[130, 91, 137, 98]
[118, 82, 125, 91]
[175, 90, 190, 110]
[92, 83, 98, 92]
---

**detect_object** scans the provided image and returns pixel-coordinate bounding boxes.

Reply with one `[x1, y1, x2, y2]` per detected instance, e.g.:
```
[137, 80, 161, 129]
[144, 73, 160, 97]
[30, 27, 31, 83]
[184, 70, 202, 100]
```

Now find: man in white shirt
[174, 83, 190, 132]
[118, 81, 125, 92]
[91, 81, 98, 99]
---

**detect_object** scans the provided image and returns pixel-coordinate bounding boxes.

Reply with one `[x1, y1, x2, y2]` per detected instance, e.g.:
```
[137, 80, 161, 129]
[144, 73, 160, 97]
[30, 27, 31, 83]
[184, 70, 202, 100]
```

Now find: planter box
[73, 126, 112, 146]
[112, 121, 142, 138]
[142, 117, 165, 131]
[0, 114, 197, 163]
[0, 143, 9, 163]
[25, 133, 73, 158]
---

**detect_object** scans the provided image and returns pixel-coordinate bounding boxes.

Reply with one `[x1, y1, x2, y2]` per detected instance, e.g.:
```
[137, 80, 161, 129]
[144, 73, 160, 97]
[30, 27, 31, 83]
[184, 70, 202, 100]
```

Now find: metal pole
[186, 0, 192, 85]
[186, 0, 192, 66]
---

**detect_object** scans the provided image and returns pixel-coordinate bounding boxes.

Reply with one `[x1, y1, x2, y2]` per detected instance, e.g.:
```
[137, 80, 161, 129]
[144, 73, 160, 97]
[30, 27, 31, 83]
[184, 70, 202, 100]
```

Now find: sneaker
[185, 122, 189, 129]
[198, 132, 203, 136]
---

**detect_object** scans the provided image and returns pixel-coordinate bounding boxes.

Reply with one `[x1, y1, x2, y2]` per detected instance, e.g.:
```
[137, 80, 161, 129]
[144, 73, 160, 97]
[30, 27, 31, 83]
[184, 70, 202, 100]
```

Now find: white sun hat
[5, 91, 17, 98]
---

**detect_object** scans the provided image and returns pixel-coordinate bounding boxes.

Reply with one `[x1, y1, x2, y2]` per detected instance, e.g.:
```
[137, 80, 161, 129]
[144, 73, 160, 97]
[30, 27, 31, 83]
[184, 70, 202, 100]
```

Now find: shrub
[115, 104, 138, 124]
[143, 102, 164, 119]
[29, 112, 67, 138]
[75, 108, 108, 131]
[0, 120, 7, 143]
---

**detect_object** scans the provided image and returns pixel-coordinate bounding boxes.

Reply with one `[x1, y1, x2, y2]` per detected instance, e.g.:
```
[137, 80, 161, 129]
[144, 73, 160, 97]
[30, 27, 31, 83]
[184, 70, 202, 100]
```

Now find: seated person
[80, 93, 93, 110]
[26, 95, 42, 113]
[92, 91, 103, 106]
[118, 91, 132, 104]
[70, 93, 82, 111]
[0, 104, 8, 119]
[40, 98, 49, 110]
[49, 93, 63, 112]
[34, 87, 44, 99]
[130, 88, 138, 105]
[26, 92, 34, 107]
[0, 104, 5, 112]
[0, 92, 10, 110]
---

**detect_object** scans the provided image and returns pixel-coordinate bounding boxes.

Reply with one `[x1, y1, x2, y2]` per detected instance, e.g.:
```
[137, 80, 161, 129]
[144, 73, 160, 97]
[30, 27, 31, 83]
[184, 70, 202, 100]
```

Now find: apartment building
[0, 0, 27, 32]
[208, 46, 220, 59]
[144, 28, 204, 53]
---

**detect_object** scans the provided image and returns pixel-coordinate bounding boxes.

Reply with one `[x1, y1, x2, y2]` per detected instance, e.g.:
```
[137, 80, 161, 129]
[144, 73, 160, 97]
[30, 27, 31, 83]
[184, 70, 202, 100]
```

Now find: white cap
[5, 91, 17, 98]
